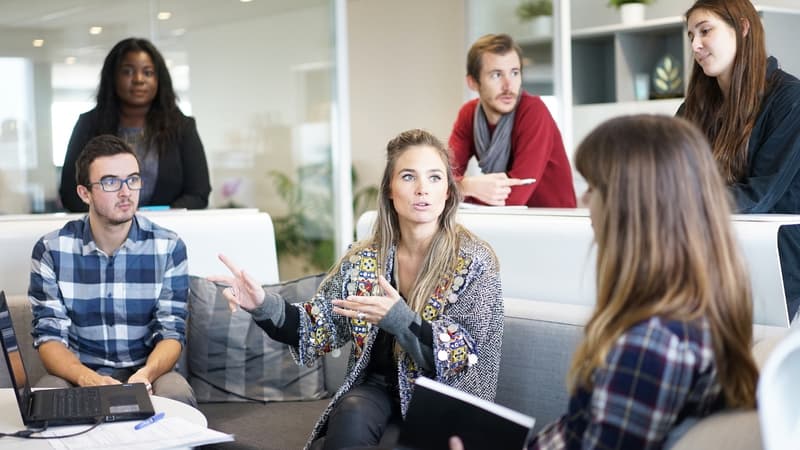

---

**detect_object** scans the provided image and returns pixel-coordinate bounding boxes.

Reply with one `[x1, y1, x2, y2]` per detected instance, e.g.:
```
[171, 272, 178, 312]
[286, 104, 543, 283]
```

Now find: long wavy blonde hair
[571, 115, 758, 408]
[348, 129, 470, 315]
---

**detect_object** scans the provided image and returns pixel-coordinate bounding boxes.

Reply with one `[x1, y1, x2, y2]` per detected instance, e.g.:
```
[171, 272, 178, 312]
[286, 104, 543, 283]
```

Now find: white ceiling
[0, 0, 326, 64]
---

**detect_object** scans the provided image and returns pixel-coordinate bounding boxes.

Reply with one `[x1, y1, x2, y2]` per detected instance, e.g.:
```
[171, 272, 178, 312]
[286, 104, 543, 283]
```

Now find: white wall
[186, 5, 333, 213]
[347, 0, 466, 191]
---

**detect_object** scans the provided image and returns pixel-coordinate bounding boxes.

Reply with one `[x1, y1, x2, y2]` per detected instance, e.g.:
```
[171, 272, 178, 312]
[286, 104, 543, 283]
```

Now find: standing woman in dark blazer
[60, 37, 211, 212]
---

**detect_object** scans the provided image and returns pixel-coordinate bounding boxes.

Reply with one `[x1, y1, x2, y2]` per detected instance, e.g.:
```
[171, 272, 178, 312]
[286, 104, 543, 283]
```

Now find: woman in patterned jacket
[212, 129, 504, 449]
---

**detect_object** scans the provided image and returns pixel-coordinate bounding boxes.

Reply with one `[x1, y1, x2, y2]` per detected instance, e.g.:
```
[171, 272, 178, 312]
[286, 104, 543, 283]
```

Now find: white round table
[0, 389, 207, 449]
[151, 395, 207, 427]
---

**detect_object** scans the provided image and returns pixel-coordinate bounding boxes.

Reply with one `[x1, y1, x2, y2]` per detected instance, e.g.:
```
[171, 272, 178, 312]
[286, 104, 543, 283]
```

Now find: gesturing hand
[332, 276, 401, 324]
[462, 173, 528, 206]
[207, 253, 265, 312]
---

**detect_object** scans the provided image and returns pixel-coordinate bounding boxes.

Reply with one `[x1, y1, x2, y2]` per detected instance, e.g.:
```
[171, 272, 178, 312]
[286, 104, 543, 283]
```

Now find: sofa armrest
[5, 294, 46, 385]
[667, 410, 762, 450]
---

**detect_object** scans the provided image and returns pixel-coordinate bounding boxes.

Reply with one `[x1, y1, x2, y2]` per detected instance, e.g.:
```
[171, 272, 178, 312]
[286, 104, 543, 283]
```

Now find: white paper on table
[43, 416, 233, 450]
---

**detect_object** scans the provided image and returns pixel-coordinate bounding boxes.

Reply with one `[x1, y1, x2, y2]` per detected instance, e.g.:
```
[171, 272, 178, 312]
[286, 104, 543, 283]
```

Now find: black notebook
[398, 376, 535, 450]
[0, 291, 154, 428]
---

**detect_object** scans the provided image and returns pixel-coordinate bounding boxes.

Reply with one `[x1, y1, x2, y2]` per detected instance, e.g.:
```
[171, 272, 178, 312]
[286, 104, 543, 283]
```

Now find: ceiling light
[32, 39, 44, 47]
[157, 11, 172, 20]
[240, 0, 253, 3]
[89, 26, 103, 35]
[65, 56, 77, 64]
[171, 28, 186, 36]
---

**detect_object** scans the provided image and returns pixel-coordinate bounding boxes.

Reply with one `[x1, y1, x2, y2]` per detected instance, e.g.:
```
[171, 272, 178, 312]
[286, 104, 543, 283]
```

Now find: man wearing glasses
[27, 135, 195, 406]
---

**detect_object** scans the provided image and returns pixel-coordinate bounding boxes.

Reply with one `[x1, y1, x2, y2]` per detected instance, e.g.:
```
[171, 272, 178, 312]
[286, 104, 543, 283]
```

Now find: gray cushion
[496, 316, 583, 433]
[187, 274, 328, 403]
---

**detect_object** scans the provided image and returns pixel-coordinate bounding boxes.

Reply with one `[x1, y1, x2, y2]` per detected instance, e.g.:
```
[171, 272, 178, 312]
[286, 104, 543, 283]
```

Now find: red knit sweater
[448, 92, 576, 207]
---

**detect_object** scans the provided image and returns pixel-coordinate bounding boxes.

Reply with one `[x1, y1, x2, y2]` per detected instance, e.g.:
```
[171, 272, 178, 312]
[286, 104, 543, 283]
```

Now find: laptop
[0, 290, 154, 428]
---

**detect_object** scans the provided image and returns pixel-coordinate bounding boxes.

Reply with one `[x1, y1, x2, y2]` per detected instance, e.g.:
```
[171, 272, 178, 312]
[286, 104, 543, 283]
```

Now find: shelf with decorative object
[571, 15, 688, 105]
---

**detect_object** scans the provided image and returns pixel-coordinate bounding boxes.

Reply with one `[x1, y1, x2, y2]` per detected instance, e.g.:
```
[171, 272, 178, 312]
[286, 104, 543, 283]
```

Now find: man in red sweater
[449, 34, 576, 207]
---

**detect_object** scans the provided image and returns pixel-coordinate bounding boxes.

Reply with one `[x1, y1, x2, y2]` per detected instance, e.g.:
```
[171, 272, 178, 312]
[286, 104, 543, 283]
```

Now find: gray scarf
[473, 93, 521, 173]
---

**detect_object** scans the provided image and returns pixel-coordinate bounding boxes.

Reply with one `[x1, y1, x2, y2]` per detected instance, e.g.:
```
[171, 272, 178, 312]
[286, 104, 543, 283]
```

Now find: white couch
[0, 208, 279, 297]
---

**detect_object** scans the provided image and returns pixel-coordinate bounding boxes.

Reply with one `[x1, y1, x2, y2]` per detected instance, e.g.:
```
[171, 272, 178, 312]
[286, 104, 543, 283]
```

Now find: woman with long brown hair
[212, 129, 503, 449]
[679, 0, 800, 320]
[527, 115, 759, 449]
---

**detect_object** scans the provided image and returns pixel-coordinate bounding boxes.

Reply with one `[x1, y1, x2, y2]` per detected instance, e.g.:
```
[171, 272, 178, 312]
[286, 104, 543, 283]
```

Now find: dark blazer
[59, 109, 212, 212]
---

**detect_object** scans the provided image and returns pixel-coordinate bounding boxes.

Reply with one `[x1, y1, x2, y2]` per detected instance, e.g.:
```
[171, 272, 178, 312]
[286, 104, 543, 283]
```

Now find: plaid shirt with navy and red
[529, 316, 725, 450]
[29, 214, 188, 374]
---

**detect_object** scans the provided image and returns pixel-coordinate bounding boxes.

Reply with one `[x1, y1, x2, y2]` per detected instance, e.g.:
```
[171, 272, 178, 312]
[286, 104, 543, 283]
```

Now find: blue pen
[134, 412, 165, 430]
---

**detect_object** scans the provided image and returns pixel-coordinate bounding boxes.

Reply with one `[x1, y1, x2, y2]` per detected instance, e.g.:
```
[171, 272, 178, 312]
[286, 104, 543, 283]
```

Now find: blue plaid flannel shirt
[530, 316, 725, 450]
[29, 214, 188, 374]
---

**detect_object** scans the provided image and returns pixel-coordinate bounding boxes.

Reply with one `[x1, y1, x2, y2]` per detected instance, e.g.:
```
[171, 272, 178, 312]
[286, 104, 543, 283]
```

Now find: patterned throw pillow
[187, 274, 328, 402]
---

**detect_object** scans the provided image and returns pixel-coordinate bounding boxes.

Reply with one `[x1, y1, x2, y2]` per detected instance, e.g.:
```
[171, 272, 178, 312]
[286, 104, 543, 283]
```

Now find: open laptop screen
[0, 291, 33, 416]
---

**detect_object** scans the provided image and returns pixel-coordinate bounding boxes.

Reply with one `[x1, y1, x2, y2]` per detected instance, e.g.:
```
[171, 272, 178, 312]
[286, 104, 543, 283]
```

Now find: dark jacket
[59, 109, 212, 212]
[680, 57, 800, 319]
[744, 58, 800, 321]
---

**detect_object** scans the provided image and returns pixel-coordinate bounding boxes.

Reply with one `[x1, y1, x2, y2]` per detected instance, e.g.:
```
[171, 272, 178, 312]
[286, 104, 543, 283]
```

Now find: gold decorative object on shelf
[652, 54, 682, 98]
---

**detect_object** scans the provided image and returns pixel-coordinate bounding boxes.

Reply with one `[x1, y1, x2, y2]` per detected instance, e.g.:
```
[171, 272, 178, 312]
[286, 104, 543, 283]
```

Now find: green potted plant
[515, 0, 553, 37]
[268, 163, 377, 276]
[608, 0, 653, 25]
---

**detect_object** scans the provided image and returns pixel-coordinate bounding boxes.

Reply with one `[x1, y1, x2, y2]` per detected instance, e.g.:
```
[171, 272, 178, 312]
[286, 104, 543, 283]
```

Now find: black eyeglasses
[87, 175, 143, 192]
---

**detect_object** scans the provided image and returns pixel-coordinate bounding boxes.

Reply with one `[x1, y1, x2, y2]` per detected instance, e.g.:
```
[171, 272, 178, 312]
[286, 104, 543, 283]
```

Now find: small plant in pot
[516, 0, 553, 37]
[608, 0, 653, 25]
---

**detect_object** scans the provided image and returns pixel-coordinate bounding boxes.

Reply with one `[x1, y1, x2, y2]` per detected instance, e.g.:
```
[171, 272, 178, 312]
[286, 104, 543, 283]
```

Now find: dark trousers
[316, 374, 402, 450]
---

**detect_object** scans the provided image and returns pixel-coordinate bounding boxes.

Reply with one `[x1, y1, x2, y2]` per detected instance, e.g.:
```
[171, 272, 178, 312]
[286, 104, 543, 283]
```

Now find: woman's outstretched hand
[207, 253, 265, 312]
[331, 276, 401, 324]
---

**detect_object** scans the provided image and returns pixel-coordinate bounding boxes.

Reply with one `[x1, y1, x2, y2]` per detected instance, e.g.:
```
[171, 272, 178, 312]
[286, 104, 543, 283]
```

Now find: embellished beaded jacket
[291, 232, 504, 449]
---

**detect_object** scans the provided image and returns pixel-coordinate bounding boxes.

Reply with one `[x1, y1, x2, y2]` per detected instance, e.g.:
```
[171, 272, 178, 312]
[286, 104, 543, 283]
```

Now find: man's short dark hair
[466, 33, 524, 82]
[75, 134, 139, 187]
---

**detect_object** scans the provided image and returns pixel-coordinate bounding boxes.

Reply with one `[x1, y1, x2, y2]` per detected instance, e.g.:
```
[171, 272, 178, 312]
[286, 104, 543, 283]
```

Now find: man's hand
[128, 367, 153, 394]
[77, 371, 121, 387]
[460, 173, 528, 206]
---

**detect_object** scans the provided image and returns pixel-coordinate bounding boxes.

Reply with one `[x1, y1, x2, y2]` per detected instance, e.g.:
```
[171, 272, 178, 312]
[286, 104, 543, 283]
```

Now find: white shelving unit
[571, 16, 689, 105]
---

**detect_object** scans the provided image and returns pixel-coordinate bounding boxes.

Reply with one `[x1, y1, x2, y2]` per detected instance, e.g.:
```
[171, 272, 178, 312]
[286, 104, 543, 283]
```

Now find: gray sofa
[3, 291, 775, 450]
[1, 209, 793, 449]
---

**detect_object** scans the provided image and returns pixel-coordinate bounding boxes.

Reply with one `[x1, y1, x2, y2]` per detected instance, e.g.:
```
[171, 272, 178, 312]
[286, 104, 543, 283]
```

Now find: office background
[0, 0, 797, 276]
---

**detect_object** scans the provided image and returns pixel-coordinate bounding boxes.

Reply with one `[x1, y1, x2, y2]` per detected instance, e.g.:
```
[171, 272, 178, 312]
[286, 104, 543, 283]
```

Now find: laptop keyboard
[50, 388, 102, 417]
